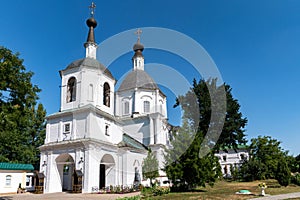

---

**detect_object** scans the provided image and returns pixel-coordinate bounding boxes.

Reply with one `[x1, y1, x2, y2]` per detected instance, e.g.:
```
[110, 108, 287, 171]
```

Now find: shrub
[116, 195, 141, 200]
[291, 173, 300, 186]
[141, 186, 170, 197]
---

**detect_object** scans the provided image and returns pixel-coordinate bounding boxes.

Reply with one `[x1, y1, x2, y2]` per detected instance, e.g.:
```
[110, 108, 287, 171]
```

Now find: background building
[0, 163, 34, 194]
[215, 145, 249, 178]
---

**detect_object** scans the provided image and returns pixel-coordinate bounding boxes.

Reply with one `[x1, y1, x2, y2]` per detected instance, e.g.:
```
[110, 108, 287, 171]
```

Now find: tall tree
[165, 79, 247, 189]
[174, 79, 247, 152]
[239, 135, 290, 185]
[0, 46, 46, 168]
[142, 150, 159, 186]
[165, 119, 221, 189]
[276, 157, 291, 187]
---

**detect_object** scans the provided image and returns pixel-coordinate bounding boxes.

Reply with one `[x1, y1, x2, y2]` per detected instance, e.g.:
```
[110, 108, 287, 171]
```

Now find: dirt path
[0, 192, 141, 200]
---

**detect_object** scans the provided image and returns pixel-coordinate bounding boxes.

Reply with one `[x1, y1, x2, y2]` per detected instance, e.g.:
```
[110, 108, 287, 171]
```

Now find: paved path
[249, 192, 300, 200]
[0, 192, 141, 200]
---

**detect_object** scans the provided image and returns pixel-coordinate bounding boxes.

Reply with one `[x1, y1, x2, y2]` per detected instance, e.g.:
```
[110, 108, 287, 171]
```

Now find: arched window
[88, 84, 93, 101]
[103, 82, 110, 107]
[67, 77, 76, 103]
[105, 125, 109, 136]
[123, 101, 129, 115]
[143, 101, 150, 113]
[5, 175, 11, 186]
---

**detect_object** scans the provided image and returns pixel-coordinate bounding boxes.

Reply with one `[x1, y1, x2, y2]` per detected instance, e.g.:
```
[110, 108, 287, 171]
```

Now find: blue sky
[1, 0, 300, 155]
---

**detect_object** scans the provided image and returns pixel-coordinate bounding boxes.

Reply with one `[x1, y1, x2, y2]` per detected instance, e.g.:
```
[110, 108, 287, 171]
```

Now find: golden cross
[89, 2, 96, 17]
[135, 28, 142, 41]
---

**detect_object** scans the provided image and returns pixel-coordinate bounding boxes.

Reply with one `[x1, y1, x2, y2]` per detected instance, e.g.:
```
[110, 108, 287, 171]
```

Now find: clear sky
[1, 0, 300, 155]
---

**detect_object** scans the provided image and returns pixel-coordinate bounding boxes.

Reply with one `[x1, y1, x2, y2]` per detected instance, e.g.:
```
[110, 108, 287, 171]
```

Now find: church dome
[63, 57, 114, 80]
[118, 69, 158, 92]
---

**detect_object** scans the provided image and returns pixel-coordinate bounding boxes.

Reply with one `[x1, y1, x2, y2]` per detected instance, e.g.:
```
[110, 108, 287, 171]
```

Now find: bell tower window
[67, 77, 76, 103]
[103, 82, 110, 107]
[123, 101, 129, 115]
[143, 101, 150, 113]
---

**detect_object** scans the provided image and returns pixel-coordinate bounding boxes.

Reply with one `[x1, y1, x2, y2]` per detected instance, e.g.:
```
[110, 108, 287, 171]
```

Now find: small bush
[116, 195, 141, 200]
[141, 186, 170, 197]
[291, 174, 300, 186]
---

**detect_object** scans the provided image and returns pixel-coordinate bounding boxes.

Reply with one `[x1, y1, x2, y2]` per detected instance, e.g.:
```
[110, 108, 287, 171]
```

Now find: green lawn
[145, 180, 300, 200]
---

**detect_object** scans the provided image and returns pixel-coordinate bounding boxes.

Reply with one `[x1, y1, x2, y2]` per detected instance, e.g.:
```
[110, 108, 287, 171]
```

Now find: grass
[146, 180, 300, 200]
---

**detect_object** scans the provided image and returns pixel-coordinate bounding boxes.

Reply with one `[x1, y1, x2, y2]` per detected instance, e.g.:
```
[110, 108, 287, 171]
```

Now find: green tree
[0, 46, 46, 168]
[240, 136, 290, 186]
[276, 157, 291, 187]
[286, 154, 300, 173]
[165, 118, 221, 189]
[165, 79, 246, 190]
[142, 150, 159, 186]
[174, 79, 247, 152]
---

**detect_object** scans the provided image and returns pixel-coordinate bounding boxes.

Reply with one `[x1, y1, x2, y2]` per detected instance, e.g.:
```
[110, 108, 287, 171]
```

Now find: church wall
[122, 118, 150, 145]
[158, 93, 167, 118]
[123, 151, 146, 186]
[74, 112, 88, 139]
[42, 151, 77, 193]
[47, 119, 59, 143]
[135, 90, 156, 114]
[46, 112, 89, 144]
[60, 70, 81, 112]
[80, 69, 115, 116]
[88, 113, 123, 144]
[115, 91, 134, 117]
[149, 146, 167, 177]
[84, 147, 119, 192]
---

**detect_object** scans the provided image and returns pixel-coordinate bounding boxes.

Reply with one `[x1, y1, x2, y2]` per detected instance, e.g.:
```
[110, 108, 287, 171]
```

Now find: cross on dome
[135, 28, 142, 43]
[89, 2, 96, 18]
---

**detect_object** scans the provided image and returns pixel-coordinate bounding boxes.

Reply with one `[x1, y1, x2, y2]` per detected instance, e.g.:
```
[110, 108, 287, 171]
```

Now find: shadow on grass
[0, 196, 13, 200]
[189, 188, 207, 192]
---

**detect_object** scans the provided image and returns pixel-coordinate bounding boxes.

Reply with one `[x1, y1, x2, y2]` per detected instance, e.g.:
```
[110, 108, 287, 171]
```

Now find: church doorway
[56, 154, 75, 192]
[99, 164, 105, 189]
[99, 154, 115, 189]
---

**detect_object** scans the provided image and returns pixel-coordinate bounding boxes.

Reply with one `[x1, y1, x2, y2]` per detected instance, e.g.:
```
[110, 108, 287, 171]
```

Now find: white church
[39, 4, 171, 193]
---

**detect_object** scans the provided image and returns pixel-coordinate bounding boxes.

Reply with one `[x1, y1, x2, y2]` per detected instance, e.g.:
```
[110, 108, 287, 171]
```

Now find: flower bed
[97, 184, 141, 194]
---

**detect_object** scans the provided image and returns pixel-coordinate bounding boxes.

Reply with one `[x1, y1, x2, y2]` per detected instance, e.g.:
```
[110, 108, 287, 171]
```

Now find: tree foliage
[276, 157, 291, 187]
[174, 79, 247, 152]
[286, 154, 300, 173]
[239, 136, 291, 186]
[0, 46, 46, 168]
[165, 79, 247, 189]
[142, 150, 159, 186]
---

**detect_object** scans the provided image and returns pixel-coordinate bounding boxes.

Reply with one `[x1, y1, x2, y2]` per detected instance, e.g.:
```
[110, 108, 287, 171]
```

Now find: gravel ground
[249, 192, 300, 200]
[0, 192, 141, 200]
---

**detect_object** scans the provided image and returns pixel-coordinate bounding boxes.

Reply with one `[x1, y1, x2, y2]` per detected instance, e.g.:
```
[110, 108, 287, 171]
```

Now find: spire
[84, 2, 98, 59]
[132, 29, 144, 70]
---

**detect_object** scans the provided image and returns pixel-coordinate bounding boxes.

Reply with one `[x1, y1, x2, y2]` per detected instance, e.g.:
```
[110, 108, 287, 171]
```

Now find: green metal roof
[118, 133, 148, 151]
[220, 144, 249, 151]
[0, 163, 34, 171]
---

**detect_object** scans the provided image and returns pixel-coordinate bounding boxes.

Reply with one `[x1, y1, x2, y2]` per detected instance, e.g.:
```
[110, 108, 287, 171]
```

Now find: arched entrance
[99, 154, 115, 189]
[56, 154, 74, 191]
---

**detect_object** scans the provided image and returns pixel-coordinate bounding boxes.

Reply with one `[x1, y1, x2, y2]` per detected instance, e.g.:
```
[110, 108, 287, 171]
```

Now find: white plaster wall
[0, 171, 27, 194]
[215, 149, 249, 176]
[74, 112, 87, 139]
[60, 70, 81, 112]
[48, 120, 59, 143]
[158, 93, 167, 118]
[80, 69, 115, 116]
[123, 151, 147, 186]
[115, 91, 134, 117]
[44, 152, 76, 193]
[84, 148, 119, 192]
[136, 91, 156, 114]
[60, 67, 115, 116]
[88, 113, 122, 144]
[122, 118, 150, 145]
